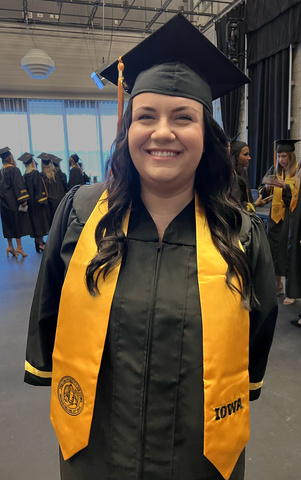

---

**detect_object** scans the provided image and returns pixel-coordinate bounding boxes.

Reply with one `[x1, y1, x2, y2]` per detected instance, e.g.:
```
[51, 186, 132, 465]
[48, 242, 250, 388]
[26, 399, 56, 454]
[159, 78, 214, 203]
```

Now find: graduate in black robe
[19, 152, 50, 253]
[39, 153, 67, 226]
[0, 147, 32, 257]
[259, 140, 298, 296]
[67, 153, 85, 189]
[52, 155, 68, 194]
[24, 15, 278, 480]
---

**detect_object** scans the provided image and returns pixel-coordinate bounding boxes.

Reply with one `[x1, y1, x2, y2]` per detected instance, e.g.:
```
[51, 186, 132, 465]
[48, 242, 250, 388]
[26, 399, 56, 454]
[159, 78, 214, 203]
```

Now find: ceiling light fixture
[21, 49, 55, 79]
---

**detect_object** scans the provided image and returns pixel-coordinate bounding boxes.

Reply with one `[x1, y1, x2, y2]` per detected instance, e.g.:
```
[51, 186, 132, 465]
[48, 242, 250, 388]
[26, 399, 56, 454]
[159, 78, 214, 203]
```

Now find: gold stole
[290, 174, 300, 213]
[50, 191, 250, 480]
[271, 173, 295, 223]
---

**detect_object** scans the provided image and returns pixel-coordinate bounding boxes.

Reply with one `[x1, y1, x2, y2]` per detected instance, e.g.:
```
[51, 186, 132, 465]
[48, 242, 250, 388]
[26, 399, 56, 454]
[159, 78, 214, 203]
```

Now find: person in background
[67, 153, 85, 189]
[0, 147, 32, 257]
[39, 152, 66, 225]
[24, 15, 277, 480]
[52, 155, 68, 195]
[230, 140, 267, 211]
[284, 156, 301, 309]
[19, 152, 50, 253]
[259, 139, 298, 298]
[78, 161, 91, 184]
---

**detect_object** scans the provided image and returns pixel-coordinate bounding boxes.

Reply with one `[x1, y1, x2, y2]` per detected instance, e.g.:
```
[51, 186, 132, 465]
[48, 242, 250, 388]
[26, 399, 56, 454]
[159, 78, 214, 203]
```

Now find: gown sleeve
[24, 186, 83, 386]
[239, 212, 278, 400]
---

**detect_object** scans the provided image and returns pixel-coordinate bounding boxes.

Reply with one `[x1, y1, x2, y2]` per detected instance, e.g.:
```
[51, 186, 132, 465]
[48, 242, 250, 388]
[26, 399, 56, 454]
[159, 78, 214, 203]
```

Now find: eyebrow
[133, 105, 200, 113]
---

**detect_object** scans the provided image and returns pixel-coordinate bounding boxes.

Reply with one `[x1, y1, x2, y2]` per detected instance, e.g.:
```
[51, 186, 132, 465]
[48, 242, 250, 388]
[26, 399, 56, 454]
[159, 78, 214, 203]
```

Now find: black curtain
[215, 3, 245, 139]
[248, 49, 290, 189]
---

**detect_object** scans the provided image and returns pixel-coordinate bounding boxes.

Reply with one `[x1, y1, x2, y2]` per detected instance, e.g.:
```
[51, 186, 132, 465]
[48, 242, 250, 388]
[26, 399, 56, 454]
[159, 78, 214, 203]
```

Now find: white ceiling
[0, 0, 241, 100]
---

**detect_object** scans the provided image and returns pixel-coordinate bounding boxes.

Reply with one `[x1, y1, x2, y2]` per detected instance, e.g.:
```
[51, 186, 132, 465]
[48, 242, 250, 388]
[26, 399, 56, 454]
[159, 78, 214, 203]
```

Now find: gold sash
[271, 173, 295, 223]
[290, 174, 300, 213]
[50, 191, 250, 480]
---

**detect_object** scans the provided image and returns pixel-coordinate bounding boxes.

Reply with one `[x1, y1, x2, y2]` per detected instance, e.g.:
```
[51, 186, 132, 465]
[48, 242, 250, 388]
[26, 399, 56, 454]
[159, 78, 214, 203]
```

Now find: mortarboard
[51, 155, 63, 166]
[37, 152, 53, 165]
[70, 153, 80, 163]
[276, 139, 300, 153]
[18, 152, 35, 165]
[0, 146, 11, 161]
[100, 14, 250, 114]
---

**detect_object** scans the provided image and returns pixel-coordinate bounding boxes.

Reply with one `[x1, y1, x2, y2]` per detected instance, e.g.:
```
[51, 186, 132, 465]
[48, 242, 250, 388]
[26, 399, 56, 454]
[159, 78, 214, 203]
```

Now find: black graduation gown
[55, 169, 68, 194]
[41, 171, 67, 225]
[24, 185, 277, 480]
[261, 165, 292, 276]
[233, 170, 254, 210]
[0, 164, 32, 238]
[286, 188, 301, 298]
[67, 165, 85, 190]
[24, 170, 50, 237]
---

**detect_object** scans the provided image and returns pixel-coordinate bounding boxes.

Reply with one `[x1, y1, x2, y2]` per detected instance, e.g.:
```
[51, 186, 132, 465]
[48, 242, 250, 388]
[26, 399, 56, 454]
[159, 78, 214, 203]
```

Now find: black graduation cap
[275, 139, 300, 153]
[51, 155, 63, 166]
[70, 153, 80, 163]
[18, 152, 35, 165]
[0, 146, 11, 160]
[100, 14, 250, 113]
[37, 152, 53, 165]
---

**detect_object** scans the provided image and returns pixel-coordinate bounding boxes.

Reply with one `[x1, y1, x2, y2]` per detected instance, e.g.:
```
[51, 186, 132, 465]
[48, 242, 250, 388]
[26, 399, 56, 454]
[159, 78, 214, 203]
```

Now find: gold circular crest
[57, 376, 84, 416]
[273, 206, 279, 214]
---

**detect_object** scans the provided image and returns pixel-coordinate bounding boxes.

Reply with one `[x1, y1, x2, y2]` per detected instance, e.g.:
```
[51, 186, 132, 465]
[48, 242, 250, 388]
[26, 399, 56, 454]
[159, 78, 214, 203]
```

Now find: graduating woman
[19, 152, 50, 253]
[230, 140, 267, 211]
[67, 153, 85, 189]
[260, 140, 298, 298]
[24, 15, 277, 480]
[0, 147, 32, 257]
[39, 152, 67, 226]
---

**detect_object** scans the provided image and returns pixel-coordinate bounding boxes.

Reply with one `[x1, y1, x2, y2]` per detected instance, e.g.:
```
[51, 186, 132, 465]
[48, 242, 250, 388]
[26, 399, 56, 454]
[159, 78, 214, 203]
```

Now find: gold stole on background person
[290, 172, 300, 213]
[271, 172, 295, 223]
[50, 191, 250, 480]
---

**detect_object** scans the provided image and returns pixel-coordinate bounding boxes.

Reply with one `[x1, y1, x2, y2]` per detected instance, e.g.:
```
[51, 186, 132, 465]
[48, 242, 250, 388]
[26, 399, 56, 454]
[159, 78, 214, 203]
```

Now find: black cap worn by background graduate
[276, 139, 300, 153]
[18, 152, 35, 165]
[37, 152, 53, 165]
[51, 155, 63, 167]
[100, 13, 250, 130]
[0, 147, 12, 161]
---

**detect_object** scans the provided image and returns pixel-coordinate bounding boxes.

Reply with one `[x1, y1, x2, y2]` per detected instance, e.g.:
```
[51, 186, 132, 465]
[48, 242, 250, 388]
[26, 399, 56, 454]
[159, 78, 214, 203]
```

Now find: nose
[151, 117, 176, 142]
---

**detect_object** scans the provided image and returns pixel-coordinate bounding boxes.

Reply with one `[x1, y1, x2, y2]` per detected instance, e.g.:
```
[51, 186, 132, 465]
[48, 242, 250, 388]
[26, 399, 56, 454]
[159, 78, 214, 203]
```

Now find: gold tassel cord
[117, 56, 125, 134]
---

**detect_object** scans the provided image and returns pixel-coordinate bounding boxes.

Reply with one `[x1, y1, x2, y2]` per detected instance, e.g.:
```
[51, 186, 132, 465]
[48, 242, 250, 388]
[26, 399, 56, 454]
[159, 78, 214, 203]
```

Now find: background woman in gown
[260, 139, 298, 298]
[0, 146, 32, 257]
[19, 152, 50, 253]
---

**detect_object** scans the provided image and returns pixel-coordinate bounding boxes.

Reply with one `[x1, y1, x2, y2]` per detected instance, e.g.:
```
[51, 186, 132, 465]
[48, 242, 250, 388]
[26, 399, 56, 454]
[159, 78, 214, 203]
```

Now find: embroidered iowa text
[215, 397, 243, 420]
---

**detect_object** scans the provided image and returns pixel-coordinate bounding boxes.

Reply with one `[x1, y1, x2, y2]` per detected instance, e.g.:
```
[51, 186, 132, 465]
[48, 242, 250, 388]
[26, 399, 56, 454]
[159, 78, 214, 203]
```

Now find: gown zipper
[137, 243, 163, 479]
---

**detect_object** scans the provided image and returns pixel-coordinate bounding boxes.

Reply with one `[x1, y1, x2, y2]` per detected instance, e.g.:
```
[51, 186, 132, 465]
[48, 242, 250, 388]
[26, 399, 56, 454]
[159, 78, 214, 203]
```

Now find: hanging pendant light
[21, 49, 55, 79]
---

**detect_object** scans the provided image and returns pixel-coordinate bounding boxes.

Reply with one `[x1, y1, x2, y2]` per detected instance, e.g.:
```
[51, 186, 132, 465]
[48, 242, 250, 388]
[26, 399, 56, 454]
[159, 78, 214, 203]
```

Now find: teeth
[149, 150, 178, 157]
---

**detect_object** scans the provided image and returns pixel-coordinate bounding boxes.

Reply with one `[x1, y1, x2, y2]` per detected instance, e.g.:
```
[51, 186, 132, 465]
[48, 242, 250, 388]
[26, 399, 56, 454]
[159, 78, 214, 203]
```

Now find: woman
[230, 140, 267, 211]
[39, 152, 66, 226]
[0, 147, 32, 257]
[260, 139, 298, 299]
[19, 152, 50, 253]
[67, 153, 85, 189]
[24, 15, 277, 480]
[52, 155, 68, 195]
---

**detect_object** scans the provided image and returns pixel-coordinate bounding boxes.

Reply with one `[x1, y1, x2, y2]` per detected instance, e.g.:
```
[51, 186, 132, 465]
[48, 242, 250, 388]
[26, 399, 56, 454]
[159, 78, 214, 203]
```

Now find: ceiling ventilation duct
[21, 49, 55, 79]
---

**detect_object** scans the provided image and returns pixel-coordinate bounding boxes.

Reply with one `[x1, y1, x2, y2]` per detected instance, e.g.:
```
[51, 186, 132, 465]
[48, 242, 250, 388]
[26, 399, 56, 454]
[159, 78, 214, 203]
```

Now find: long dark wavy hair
[86, 99, 253, 309]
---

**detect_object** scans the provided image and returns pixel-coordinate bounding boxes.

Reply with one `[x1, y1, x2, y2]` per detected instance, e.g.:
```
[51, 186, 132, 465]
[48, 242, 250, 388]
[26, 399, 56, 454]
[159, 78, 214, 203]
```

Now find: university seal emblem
[57, 376, 84, 416]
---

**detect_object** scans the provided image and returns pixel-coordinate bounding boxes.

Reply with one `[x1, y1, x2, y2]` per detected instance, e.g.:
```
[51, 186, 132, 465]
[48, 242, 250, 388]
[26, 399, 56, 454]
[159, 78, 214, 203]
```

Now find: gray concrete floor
[0, 234, 301, 480]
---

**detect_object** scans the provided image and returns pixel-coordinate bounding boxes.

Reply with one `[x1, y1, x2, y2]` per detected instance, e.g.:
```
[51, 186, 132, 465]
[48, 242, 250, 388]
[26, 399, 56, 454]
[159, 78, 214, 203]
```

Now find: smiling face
[237, 146, 250, 168]
[128, 93, 205, 196]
